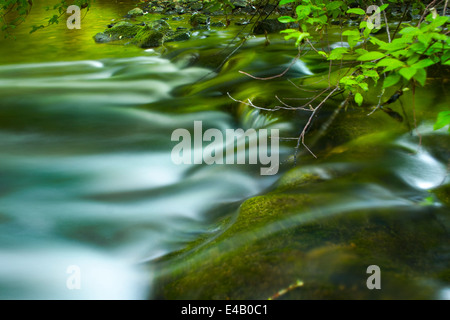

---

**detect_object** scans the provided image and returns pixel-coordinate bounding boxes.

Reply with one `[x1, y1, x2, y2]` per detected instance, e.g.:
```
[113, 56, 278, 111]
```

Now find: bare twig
[380, 0, 391, 43]
[268, 280, 304, 300]
[275, 96, 314, 111]
[294, 85, 341, 161]
[368, 87, 386, 116]
[227, 92, 314, 112]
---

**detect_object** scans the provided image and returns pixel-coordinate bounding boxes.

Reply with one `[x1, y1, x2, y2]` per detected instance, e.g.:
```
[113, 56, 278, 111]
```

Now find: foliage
[434, 111, 450, 133]
[276, 0, 449, 134]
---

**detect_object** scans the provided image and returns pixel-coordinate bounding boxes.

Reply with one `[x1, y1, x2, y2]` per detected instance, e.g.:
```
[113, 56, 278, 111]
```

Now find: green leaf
[340, 76, 358, 88]
[434, 111, 450, 131]
[357, 51, 386, 61]
[426, 15, 450, 27]
[278, 16, 297, 23]
[363, 25, 372, 38]
[279, 0, 297, 5]
[369, 37, 387, 47]
[347, 8, 366, 15]
[295, 32, 310, 46]
[378, 38, 409, 51]
[390, 49, 409, 59]
[379, 4, 389, 11]
[342, 30, 360, 37]
[377, 58, 405, 70]
[280, 29, 298, 34]
[400, 27, 422, 36]
[355, 49, 368, 55]
[399, 67, 417, 80]
[342, 30, 361, 49]
[418, 33, 432, 45]
[413, 68, 427, 87]
[328, 47, 349, 60]
[363, 70, 379, 80]
[318, 51, 329, 58]
[383, 73, 401, 88]
[412, 58, 436, 69]
[296, 5, 311, 18]
[442, 50, 450, 63]
[406, 54, 420, 66]
[326, 1, 343, 11]
[431, 32, 448, 41]
[358, 82, 369, 91]
[355, 93, 363, 106]
[361, 62, 377, 69]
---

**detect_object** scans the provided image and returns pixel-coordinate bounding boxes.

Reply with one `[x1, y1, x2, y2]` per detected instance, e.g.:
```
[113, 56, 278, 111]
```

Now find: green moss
[189, 13, 210, 28]
[104, 21, 143, 40]
[133, 27, 165, 48]
[133, 21, 173, 48]
[127, 8, 144, 17]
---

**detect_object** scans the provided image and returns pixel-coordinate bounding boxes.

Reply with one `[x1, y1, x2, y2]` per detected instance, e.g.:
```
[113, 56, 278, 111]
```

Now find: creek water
[0, 1, 449, 300]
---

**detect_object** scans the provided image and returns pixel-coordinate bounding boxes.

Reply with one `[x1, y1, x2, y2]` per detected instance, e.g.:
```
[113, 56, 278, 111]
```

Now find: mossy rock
[132, 20, 172, 48]
[189, 13, 210, 28]
[94, 21, 143, 43]
[133, 27, 165, 48]
[166, 31, 191, 43]
[154, 196, 448, 299]
[127, 7, 144, 17]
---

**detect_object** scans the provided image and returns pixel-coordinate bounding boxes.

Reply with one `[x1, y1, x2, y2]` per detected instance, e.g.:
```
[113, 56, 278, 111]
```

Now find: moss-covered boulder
[127, 7, 144, 17]
[133, 27, 165, 48]
[132, 20, 172, 48]
[94, 21, 143, 43]
[189, 13, 210, 28]
[166, 31, 191, 43]
[154, 178, 448, 299]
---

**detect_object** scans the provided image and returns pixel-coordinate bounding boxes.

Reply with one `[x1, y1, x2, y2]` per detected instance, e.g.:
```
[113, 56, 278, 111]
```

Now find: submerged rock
[166, 31, 191, 42]
[211, 21, 226, 28]
[235, 19, 250, 26]
[93, 32, 111, 43]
